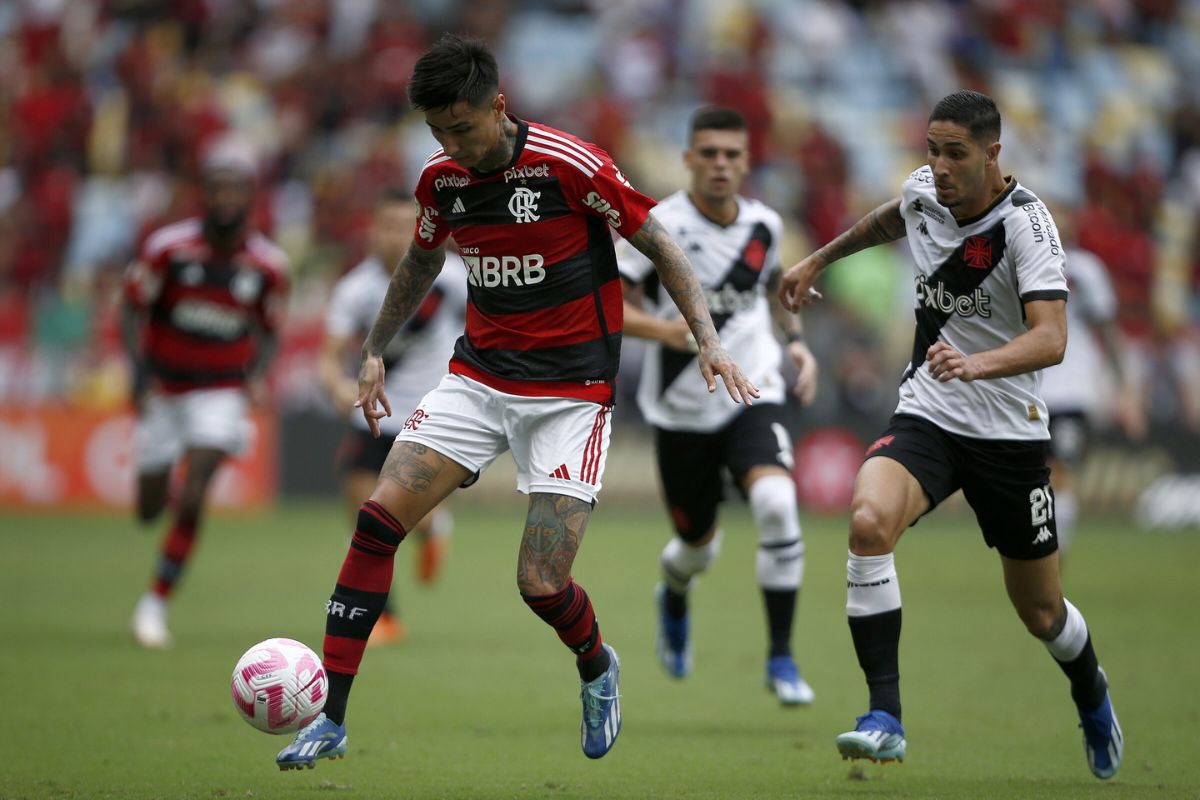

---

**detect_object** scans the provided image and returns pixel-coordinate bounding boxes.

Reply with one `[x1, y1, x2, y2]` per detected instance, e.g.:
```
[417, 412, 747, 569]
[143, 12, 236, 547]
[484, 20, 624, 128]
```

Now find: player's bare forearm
[812, 198, 906, 270]
[929, 299, 1066, 382]
[362, 242, 445, 359]
[628, 214, 719, 349]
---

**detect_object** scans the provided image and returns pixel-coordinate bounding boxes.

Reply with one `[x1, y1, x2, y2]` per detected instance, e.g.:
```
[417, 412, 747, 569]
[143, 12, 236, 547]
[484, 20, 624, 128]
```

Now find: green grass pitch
[2, 500, 1197, 799]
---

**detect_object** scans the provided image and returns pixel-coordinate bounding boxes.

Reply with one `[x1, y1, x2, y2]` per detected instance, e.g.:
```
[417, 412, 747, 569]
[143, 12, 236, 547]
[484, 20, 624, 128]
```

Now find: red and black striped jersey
[413, 116, 657, 404]
[123, 218, 290, 393]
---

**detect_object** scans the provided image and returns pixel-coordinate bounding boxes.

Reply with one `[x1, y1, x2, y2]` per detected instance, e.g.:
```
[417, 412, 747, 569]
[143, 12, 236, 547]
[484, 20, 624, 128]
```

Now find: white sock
[661, 531, 722, 593]
[846, 551, 901, 617]
[1044, 598, 1088, 661]
[750, 474, 805, 590]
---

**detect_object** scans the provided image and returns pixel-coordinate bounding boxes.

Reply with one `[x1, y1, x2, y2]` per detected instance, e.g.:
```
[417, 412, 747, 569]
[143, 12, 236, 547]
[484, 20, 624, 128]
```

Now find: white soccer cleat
[836, 710, 906, 763]
[766, 655, 815, 706]
[131, 592, 173, 649]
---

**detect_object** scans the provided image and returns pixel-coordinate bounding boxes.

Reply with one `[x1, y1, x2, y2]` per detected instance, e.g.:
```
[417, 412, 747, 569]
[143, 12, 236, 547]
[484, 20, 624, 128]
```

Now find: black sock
[664, 586, 687, 619]
[1052, 634, 1107, 710]
[323, 671, 355, 725]
[762, 588, 797, 658]
[848, 609, 902, 721]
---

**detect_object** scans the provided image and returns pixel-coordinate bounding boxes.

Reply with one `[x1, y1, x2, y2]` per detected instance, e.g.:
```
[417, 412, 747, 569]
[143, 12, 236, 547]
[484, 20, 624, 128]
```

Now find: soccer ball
[230, 637, 327, 734]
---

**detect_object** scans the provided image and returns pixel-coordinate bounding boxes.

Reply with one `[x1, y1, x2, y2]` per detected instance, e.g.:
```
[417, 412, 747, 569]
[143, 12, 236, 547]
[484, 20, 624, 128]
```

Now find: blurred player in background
[125, 142, 289, 649]
[318, 190, 466, 646]
[1041, 228, 1146, 555]
[275, 34, 758, 770]
[780, 90, 1123, 779]
[619, 107, 818, 704]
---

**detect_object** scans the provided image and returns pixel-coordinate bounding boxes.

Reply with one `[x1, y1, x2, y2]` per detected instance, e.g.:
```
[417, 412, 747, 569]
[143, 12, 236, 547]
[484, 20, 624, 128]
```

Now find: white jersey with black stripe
[1040, 247, 1117, 414]
[617, 190, 786, 432]
[895, 166, 1068, 440]
[325, 253, 468, 434]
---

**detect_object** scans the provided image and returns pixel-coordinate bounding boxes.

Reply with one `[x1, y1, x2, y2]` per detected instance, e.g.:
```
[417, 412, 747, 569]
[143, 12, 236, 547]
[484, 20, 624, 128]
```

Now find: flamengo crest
[509, 187, 541, 223]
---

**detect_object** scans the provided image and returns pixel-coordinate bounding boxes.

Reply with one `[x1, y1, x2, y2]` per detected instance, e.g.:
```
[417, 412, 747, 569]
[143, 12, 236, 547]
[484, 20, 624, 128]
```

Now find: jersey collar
[686, 191, 742, 228]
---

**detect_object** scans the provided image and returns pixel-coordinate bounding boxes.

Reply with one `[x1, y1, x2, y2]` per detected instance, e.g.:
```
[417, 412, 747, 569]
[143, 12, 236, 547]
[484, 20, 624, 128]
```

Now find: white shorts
[136, 387, 251, 472]
[396, 373, 611, 504]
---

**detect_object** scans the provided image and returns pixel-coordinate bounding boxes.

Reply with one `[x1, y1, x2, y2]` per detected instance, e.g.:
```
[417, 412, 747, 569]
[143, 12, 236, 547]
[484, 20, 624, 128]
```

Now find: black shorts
[1047, 410, 1090, 467]
[335, 428, 394, 476]
[654, 402, 793, 542]
[865, 414, 1057, 560]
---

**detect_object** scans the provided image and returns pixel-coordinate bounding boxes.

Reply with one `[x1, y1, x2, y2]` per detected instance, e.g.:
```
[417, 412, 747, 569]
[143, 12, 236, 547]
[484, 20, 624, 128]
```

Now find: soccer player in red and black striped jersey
[124, 144, 288, 649]
[276, 34, 759, 769]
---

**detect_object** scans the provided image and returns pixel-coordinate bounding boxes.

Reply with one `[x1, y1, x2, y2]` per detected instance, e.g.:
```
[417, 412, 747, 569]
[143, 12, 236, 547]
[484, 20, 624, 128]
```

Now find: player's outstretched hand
[777, 256, 824, 313]
[926, 341, 981, 382]
[788, 340, 819, 406]
[354, 354, 392, 437]
[699, 343, 760, 405]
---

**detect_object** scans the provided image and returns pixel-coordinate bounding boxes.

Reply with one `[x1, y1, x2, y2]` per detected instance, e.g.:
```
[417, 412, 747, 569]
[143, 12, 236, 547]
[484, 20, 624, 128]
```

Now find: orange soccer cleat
[366, 612, 408, 648]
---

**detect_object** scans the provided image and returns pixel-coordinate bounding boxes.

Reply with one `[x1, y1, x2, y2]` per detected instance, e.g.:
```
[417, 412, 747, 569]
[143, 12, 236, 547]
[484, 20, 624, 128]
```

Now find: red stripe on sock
[323, 634, 368, 676]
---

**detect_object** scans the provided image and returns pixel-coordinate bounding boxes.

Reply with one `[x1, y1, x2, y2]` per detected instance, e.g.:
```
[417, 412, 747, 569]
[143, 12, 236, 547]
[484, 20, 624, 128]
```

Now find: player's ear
[985, 140, 1001, 167]
[492, 93, 505, 120]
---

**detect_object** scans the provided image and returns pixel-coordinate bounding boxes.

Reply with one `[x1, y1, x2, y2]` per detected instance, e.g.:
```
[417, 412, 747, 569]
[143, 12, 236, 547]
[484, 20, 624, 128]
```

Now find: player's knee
[1015, 599, 1062, 639]
[749, 474, 797, 534]
[750, 474, 804, 588]
[848, 501, 895, 554]
[663, 529, 722, 577]
[516, 570, 567, 597]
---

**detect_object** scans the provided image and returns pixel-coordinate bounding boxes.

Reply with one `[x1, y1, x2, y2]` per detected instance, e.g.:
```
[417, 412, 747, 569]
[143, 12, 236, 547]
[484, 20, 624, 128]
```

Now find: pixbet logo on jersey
[915, 275, 992, 318]
[463, 253, 546, 288]
[504, 164, 550, 183]
[434, 174, 470, 191]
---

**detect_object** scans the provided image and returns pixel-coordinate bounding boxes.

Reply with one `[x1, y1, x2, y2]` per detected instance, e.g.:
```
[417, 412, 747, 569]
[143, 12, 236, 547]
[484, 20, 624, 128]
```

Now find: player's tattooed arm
[628, 214, 760, 404]
[357, 241, 445, 435]
[814, 198, 906, 269]
[517, 493, 592, 595]
[628, 214, 718, 349]
[362, 242, 446, 359]
[778, 198, 905, 312]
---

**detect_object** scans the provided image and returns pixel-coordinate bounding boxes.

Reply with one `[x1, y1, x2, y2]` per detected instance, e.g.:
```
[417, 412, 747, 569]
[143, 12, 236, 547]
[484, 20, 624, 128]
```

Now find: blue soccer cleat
[836, 710, 906, 763]
[1078, 669, 1123, 780]
[580, 644, 622, 759]
[765, 654, 815, 706]
[276, 713, 347, 771]
[655, 584, 691, 679]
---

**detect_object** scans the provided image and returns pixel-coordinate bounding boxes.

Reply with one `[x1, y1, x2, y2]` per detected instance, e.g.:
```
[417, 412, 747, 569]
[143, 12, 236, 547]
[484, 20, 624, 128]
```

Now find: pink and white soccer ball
[231, 637, 327, 734]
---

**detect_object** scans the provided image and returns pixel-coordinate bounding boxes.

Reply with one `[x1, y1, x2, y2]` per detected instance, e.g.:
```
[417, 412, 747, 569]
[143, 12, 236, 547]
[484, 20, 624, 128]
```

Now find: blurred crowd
[2, 0, 1198, 430]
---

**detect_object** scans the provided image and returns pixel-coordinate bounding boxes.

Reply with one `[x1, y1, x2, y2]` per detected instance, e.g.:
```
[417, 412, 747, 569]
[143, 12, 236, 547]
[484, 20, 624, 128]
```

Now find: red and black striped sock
[151, 517, 198, 598]
[522, 579, 610, 682]
[322, 500, 407, 724]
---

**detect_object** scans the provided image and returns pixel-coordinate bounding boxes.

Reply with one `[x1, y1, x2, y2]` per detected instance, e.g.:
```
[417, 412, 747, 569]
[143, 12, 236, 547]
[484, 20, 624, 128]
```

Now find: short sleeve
[1009, 200, 1068, 302]
[413, 175, 451, 250]
[560, 147, 657, 240]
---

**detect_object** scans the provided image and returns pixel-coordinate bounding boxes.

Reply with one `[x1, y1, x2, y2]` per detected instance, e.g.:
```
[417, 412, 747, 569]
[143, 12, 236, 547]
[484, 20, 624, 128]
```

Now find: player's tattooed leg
[517, 493, 592, 595]
[380, 441, 453, 494]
